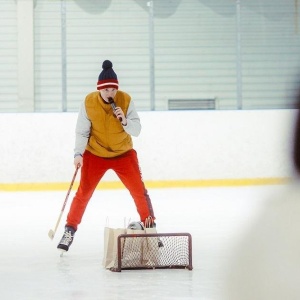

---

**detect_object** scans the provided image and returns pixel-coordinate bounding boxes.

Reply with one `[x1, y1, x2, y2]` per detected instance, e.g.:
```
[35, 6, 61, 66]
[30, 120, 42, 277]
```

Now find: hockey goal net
[110, 233, 193, 272]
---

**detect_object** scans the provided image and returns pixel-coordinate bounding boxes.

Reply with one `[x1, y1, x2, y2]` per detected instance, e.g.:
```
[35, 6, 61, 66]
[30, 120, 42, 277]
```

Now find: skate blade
[58, 249, 67, 257]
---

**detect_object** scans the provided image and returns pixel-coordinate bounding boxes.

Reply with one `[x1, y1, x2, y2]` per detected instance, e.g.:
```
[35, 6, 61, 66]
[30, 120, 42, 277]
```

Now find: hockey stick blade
[48, 210, 63, 240]
[48, 229, 55, 240]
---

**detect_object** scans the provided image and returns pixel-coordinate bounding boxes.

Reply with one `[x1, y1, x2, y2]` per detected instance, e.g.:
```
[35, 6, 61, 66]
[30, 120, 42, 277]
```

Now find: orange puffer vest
[85, 90, 132, 158]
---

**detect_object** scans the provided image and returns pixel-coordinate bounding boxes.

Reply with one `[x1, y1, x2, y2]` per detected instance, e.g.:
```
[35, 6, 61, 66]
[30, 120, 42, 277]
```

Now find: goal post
[110, 233, 193, 272]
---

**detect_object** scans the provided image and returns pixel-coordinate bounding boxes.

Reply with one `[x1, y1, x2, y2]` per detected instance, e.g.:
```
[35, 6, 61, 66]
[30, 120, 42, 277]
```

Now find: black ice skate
[57, 226, 76, 252]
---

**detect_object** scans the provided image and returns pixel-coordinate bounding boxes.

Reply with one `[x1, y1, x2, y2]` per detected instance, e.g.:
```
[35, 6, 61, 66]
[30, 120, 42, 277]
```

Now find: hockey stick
[48, 164, 80, 240]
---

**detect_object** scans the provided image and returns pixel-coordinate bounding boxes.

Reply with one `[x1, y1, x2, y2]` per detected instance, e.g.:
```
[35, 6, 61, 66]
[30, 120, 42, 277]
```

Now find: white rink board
[0, 109, 297, 183]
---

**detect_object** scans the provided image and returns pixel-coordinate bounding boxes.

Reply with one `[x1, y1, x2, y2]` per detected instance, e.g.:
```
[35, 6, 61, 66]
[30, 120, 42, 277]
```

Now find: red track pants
[66, 149, 155, 230]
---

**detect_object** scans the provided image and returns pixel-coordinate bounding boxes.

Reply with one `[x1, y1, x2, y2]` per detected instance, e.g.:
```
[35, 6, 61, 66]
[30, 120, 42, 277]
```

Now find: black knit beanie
[97, 60, 119, 90]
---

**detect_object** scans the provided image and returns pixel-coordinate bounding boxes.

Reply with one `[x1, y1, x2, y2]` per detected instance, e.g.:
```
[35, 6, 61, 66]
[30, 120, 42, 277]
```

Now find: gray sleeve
[123, 100, 141, 137]
[74, 101, 91, 155]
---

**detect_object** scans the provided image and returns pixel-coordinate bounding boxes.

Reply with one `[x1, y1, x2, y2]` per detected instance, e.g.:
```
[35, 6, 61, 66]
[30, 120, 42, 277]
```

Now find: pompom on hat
[97, 60, 119, 90]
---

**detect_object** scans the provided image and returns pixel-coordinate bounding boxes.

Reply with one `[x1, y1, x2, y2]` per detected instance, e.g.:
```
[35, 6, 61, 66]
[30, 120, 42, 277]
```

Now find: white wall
[2, 0, 299, 112]
[0, 109, 297, 185]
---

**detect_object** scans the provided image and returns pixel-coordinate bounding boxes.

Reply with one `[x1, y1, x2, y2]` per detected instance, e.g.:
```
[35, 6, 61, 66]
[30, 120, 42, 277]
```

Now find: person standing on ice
[57, 59, 156, 252]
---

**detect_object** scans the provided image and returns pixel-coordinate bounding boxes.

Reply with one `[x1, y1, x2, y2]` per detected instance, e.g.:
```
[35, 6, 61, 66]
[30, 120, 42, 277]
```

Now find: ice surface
[0, 186, 285, 300]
